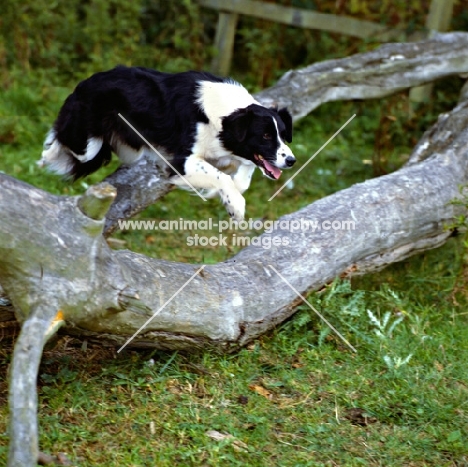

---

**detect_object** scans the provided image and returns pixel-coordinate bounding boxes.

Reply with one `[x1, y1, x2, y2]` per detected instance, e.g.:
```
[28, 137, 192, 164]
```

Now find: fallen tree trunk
[1, 97, 467, 353]
[103, 31, 468, 235]
[1, 32, 468, 348]
[2, 32, 468, 467]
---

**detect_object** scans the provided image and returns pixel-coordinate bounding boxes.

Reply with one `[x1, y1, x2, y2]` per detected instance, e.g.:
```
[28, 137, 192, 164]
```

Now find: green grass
[1, 71, 468, 466]
[1, 245, 467, 466]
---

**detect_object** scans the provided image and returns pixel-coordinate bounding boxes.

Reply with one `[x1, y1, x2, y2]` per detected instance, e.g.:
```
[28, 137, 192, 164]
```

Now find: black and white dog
[39, 66, 296, 220]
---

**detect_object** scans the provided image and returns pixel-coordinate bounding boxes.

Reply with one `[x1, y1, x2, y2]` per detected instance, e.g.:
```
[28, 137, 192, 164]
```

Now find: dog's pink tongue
[263, 160, 282, 179]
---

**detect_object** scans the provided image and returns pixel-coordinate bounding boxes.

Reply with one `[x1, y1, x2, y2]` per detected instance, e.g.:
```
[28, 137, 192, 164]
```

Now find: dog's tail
[38, 94, 112, 180]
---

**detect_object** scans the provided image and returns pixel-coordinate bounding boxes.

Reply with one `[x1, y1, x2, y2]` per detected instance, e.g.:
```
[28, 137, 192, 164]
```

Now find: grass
[1, 70, 468, 466]
[1, 247, 467, 466]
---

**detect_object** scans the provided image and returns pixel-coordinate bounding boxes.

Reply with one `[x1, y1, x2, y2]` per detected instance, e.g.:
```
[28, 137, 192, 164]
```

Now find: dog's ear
[222, 108, 253, 142]
[278, 108, 293, 143]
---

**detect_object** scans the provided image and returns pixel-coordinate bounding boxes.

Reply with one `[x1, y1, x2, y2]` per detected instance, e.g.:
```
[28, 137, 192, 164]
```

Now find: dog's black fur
[39, 66, 295, 219]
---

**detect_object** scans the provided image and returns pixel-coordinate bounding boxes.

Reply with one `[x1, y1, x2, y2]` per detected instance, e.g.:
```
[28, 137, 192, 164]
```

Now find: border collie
[39, 66, 296, 220]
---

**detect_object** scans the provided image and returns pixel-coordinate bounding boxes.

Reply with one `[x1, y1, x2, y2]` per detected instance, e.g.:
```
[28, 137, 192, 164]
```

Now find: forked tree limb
[1, 99, 467, 353]
[9, 189, 119, 467]
[3, 183, 120, 467]
[103, 32, 468, 235]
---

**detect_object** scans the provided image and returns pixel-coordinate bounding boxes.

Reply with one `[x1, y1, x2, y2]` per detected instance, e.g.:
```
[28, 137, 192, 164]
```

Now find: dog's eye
[263, 133, 272, 140]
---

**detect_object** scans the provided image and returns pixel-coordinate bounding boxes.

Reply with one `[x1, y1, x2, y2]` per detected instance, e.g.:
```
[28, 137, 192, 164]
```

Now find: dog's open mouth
[254, 154, 282, 180]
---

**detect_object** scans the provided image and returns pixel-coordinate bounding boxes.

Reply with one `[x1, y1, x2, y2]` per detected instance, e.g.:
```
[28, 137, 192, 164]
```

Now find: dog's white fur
[169, 82, 293, 219]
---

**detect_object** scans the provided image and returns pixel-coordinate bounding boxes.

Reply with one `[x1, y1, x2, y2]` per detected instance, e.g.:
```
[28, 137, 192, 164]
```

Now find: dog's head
[220, 104, 295, 180]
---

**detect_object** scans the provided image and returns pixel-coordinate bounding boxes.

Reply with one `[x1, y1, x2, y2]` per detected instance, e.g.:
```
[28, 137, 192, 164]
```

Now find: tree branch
[256, 32, 468, 118]
[8, 306, 58, 467]
[103, 155, 173, 235]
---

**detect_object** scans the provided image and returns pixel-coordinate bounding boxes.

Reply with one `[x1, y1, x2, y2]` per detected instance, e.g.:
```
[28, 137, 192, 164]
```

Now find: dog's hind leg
[39, 92, 105, 178]
[68, 142, 112, 180]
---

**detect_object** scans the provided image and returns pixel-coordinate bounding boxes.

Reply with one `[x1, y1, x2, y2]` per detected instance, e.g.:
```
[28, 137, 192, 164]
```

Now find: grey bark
[2, 32, 468, 467]
[104, 155, 173, 235]
[8, 306, 57, 467]
[2, 94, 468, 353]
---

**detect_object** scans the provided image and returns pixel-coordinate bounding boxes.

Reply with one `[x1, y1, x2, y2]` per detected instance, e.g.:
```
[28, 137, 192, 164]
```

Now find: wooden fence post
[409, 0, 455, 103]
[211, 12, 239, 76]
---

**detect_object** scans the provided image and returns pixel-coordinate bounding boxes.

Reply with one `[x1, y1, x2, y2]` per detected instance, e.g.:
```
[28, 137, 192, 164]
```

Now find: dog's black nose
[285, 156, 296, 167]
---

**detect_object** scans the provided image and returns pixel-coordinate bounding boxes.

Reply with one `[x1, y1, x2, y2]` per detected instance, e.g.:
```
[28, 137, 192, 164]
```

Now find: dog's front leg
[172, 157, 246, 220]
[232, 162, 256, 194]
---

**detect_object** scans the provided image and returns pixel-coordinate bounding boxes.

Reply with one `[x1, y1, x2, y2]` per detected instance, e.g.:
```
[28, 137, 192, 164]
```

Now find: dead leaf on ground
[248, 384, 273, 400]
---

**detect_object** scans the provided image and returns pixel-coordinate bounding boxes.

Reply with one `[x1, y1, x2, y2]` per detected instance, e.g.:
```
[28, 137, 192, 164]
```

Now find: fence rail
[198, 0, 404, 76]
[198, 0, 454, 100]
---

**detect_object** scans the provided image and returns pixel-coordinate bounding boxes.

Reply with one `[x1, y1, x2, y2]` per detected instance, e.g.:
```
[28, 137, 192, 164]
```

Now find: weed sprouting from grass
[366, 307, 414, 370]
[366, 308, 404, 340]
[382, 353, 413, 370]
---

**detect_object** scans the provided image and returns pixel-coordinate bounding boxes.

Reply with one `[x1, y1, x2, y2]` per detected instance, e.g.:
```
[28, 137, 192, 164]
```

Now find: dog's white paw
[220, 189, 245, 221]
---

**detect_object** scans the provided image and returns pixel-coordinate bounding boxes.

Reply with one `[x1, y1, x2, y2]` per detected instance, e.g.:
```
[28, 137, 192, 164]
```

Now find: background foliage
[1, 0, 466, 86]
